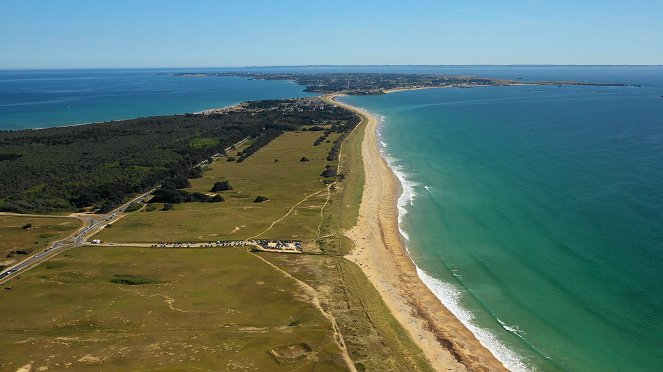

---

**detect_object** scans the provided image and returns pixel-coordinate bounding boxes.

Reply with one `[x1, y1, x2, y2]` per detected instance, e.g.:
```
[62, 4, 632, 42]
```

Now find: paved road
[0, 191, 153, 285]
[0, 137, 252, 285]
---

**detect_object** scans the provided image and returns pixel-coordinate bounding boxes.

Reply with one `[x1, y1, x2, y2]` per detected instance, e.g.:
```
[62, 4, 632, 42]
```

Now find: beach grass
[260, 104, 433, 371]
[0, 246, 347, 371]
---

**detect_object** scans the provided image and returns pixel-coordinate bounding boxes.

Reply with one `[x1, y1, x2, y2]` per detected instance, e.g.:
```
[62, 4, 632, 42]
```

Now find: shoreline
[330, 93, 508, 371]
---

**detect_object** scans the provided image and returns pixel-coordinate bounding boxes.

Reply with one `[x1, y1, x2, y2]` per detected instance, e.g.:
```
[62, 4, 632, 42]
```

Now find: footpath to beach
[328, 94, 507, 371]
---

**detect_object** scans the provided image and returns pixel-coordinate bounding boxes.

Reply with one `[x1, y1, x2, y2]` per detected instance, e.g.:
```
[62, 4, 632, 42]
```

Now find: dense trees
[0, 98, 359, 214]
[0, 114, 249, 213]
[236, 129, 283, 163]
[149, 186, 223, 204]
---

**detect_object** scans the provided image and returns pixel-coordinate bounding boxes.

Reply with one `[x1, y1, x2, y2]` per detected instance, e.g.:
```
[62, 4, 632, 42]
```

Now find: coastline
[329, 93, 507, 371]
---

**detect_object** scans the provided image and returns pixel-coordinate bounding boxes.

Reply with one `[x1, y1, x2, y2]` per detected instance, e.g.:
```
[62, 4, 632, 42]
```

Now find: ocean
[2, 66, 662, 370]
[0, 68, 313, 130]
[340, 66, 663, 371]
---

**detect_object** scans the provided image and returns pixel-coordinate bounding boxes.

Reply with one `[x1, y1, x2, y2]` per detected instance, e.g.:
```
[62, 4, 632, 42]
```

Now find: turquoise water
[3, 66, 662, 370]
[0, 69, 312, 130]
[341, 69, 663, 371]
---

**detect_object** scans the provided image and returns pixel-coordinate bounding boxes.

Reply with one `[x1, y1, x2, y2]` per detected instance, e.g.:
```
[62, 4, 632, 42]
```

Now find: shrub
[111, 275, 159, 285]
[253, 196, 269, 203]
[22, 223, 32, 230]
[162, 203, 174, 211]
[321, 167, 337, 178]
[300, 157, 310, 162]
[191, 192, 211, 202]
[124, 202, 142, 213]
[209, 194, 224, 203]
[188, 166, 204, 179]
[210, 181, 233, 192]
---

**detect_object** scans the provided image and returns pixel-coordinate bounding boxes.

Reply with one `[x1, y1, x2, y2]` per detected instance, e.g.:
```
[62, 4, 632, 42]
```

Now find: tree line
[0, 98, 359, 213]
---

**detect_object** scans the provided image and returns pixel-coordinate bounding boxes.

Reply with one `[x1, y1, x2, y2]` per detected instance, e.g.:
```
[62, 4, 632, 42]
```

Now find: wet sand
[330, 94, 507, 371]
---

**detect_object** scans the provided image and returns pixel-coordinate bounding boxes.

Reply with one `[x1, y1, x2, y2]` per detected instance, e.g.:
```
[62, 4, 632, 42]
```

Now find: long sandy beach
[330, 94, 507, 371]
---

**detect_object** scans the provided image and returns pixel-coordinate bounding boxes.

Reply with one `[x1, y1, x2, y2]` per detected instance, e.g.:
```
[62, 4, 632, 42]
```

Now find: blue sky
[1, 0, 662, 68]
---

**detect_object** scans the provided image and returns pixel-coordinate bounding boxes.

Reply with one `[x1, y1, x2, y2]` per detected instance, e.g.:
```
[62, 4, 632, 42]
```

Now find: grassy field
[0, 246, 347, 371]
[3, 104, 434, 371]
[316, 100, 367, 256]
[274, 107, 433, 371]
[0, 215, 81, 269]
[95, 130, 340, 244]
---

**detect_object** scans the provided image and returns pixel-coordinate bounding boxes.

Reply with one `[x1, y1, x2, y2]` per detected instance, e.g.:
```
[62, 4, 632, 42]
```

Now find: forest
[0, 98, 359, 213]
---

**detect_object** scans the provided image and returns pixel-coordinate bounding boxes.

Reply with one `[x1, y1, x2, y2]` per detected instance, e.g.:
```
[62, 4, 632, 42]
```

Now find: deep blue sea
[0, 69, 313, 130]
[341, 66, 663, 371]
[2, 66, 662, 371]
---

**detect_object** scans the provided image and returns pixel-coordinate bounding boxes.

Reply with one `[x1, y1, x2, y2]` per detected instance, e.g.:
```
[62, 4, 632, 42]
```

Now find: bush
[124, 202, 142, 213]
[188, 166, 204, 179]
[253, 196, 269, 203]
[145, 204, 157, 212]
[191, 192, 211, 202]
[111, 275, 159, 285]
[227, 157, 236, 162]
[22, 223, 32, 230]
[300, 157, 310, 162]
[162, 203, 174, 211]
[161, 176, 191, 190]
[209, 194, 224, 203]
[321, 167, 337, 178]
[210, 181, 233, 192]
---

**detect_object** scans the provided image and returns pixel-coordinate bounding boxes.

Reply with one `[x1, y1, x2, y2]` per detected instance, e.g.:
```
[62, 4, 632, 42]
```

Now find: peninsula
[173, 71, 628, 95]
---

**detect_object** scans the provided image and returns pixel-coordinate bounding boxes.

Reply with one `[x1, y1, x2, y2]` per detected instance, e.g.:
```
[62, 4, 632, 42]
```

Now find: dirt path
[244, 248, 357, 372]
[248, 188, 327, 240]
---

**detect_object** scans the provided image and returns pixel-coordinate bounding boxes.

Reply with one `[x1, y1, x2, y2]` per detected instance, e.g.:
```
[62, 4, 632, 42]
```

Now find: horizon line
[1, 64, 662, 71]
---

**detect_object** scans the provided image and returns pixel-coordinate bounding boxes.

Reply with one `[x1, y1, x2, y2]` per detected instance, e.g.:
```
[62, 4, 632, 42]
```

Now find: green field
[0, 215, 81, 269]
[95, 131, 340, 244]
[0, 246, 347, 371]
[2, 106, 434, 371]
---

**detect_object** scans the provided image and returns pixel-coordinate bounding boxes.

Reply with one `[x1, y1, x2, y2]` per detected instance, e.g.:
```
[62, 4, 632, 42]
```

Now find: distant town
[173, 72, 628, 95]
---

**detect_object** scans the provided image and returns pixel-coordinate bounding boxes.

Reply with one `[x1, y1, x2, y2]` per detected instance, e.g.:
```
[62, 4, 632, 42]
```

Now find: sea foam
[376, 113, 530, 372]
[377, 117, 417, 241]
[417, 268, 531, 372]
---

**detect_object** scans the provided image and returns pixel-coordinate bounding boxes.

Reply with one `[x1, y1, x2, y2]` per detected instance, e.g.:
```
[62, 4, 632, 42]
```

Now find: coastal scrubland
[1, 97, 436, 371]
[94, 130, 342, 244]
[0, 215, 81, 270]
[0, 98, 357, 214]
[0, 246, 348, 371]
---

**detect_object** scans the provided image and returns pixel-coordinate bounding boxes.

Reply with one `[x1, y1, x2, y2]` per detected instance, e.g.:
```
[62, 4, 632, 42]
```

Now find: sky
[1, 0, 662, 68]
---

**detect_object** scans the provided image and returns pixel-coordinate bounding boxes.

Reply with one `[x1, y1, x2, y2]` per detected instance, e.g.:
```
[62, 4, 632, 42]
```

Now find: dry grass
[0, 215, 81, 269]
[94, 131, 340, 244]
[0, 246, 347, 371]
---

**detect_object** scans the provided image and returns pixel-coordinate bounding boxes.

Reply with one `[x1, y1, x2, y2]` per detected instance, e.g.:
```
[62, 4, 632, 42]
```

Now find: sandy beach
[330, 94, 507, 371]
